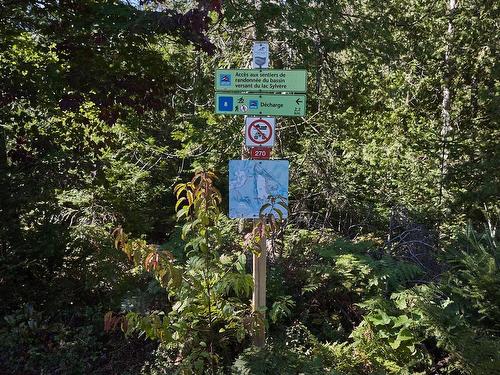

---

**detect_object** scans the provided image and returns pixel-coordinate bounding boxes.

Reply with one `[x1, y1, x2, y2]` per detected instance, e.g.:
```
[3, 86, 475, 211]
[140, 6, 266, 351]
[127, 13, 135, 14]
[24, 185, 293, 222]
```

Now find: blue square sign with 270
[218, 96, 234, 112]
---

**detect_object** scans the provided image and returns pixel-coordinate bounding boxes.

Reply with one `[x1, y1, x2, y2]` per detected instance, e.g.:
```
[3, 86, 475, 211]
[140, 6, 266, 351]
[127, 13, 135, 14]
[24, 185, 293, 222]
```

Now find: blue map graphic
[229, 160, 289, 219]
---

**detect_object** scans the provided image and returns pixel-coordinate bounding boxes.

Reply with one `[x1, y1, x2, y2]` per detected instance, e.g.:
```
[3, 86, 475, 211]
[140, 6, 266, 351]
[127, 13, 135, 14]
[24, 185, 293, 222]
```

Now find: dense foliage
[1, 0, 498, 374]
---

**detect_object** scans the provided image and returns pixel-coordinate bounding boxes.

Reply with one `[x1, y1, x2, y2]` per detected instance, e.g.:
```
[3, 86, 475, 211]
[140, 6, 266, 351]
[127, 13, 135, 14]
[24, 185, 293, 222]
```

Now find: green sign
[215, 93, 306, 117]
[215, 69, 307, 93]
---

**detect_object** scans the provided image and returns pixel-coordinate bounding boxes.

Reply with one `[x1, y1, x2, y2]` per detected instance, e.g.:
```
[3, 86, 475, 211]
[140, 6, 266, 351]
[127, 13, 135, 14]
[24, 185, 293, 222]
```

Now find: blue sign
[220, 74, 232, 86]
[229, 160, 289, 219]
[249, 100, 259, 109]
[218, 96, 234, 112]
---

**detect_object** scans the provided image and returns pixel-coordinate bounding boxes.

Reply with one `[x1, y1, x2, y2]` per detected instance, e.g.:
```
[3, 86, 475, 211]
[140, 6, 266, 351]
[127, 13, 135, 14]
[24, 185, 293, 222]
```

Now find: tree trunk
[0, 127, 7, 170]
[438, 0, 457, 209]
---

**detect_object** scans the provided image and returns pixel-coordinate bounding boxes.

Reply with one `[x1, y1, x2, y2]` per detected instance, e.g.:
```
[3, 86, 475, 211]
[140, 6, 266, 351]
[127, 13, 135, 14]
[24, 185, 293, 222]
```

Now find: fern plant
[441, 224, 500, 330]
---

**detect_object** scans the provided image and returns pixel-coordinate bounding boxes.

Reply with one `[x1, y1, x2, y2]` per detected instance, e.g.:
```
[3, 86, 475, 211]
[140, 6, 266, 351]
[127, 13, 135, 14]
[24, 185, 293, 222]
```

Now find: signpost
[215, 39, 306, 348]
[216, 93, 306, 117]
[215, 69, 307, 93]
[245, 117, 275, 147]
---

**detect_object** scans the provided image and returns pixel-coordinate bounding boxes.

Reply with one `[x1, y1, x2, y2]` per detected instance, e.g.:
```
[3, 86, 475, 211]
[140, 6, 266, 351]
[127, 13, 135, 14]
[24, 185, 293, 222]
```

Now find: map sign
[215, 69, 307, 93]
[216, 93, 306, 117]
[246, 117, 275, 147]
[229, 160, 289, 219]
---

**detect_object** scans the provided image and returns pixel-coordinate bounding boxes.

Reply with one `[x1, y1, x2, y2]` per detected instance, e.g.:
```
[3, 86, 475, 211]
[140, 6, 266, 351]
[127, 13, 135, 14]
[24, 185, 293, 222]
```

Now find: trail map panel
[215, 69, 307, 93]
[216, 93, 306, 117]
[229, 160, 289, 219]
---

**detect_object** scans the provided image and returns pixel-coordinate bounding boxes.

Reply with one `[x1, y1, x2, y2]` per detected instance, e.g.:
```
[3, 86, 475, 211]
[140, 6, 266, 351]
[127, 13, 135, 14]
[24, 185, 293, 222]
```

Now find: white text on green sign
[215, 93, 306, 117]
[216, 69, 307, 93]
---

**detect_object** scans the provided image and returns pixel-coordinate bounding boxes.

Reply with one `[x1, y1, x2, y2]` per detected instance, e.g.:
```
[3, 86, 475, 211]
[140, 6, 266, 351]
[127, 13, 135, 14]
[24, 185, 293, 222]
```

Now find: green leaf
[175, 196, 187, 211]
[368, 310, 391, 326]
[220, 254, 232, 265]
[393, 314, 411, 328]
[236, 253, 246, 272]
[259, 203, 271, 215]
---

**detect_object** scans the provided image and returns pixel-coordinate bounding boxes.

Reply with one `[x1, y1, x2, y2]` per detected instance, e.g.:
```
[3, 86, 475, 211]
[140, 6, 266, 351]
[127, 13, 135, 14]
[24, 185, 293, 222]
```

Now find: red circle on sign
[247, 119, 273, 145]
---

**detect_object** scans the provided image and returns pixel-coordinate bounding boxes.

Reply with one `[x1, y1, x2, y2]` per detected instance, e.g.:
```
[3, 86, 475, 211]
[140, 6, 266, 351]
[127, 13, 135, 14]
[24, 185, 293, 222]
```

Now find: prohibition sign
[246, 117, 275, 147]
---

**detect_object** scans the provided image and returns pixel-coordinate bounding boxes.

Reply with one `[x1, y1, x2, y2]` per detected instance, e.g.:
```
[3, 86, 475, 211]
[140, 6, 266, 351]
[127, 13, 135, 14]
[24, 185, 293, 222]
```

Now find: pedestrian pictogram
[245, 117, 275, 147]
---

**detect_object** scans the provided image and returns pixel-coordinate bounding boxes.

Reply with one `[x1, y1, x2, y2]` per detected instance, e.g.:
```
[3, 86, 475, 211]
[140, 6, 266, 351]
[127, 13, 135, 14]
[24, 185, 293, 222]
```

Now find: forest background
[0, 0, 498, 374]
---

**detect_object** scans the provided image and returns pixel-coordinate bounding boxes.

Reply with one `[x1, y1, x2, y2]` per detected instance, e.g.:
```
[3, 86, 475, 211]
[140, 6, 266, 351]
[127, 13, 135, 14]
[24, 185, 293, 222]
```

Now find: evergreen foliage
[0, 0, 498, 374]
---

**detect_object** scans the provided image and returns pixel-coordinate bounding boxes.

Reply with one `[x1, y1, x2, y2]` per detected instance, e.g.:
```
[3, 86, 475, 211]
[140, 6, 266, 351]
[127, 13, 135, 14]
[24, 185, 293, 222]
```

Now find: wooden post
[252, 218, 267, 347]
[251, 0, 268, 348]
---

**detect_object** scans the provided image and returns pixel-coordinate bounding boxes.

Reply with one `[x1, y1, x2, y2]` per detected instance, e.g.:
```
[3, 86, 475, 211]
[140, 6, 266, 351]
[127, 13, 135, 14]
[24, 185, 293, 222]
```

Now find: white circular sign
[245, 117, 276, 147]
